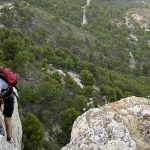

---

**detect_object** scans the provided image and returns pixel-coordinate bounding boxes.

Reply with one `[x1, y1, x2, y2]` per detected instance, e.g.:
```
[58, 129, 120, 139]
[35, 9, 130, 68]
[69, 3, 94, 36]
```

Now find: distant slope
[28, 6, 96, 49]
[0, 0, 149, 75]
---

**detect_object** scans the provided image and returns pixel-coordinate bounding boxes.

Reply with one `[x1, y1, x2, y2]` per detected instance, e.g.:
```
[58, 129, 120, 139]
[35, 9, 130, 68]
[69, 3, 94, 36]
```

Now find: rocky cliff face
[0, 88, 22, 150]
[62, 96, 150, 150]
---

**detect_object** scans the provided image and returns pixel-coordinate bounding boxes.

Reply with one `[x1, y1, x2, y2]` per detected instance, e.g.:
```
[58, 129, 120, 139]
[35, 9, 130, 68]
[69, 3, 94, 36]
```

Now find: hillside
[24, 0, 150, 74]
[0, 0, 150, 74]
[0, 0, 149, 149]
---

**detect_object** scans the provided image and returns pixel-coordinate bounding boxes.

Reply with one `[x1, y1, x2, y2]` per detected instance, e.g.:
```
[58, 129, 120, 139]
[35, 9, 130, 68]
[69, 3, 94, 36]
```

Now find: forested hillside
[0, 0, 149, 149]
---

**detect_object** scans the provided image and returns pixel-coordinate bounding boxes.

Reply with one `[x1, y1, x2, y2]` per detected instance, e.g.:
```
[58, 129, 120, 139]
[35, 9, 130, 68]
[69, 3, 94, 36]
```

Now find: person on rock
[0, 78, 14, 143]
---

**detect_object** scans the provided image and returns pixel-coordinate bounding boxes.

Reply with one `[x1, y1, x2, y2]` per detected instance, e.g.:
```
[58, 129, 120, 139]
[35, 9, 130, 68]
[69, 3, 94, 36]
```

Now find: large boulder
[0, 89, 22, 150]
[62, 96, 150, 150]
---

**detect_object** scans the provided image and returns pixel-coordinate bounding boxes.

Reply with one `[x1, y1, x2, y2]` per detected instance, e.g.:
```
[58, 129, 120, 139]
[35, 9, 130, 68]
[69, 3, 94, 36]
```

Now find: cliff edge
[0, 88, 22, 150]
[62, 96, 150, 150]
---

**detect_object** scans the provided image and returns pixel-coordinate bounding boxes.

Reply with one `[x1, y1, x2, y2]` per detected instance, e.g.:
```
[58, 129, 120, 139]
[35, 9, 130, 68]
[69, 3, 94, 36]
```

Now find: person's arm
[0, 90, 7, 99]
[0, 97, 3, 112]
[0, 82, 4, 110]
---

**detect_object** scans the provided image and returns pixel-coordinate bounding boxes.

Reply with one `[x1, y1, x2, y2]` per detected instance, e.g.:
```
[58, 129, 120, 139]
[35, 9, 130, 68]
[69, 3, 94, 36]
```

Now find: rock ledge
[62, 96, 150, 150]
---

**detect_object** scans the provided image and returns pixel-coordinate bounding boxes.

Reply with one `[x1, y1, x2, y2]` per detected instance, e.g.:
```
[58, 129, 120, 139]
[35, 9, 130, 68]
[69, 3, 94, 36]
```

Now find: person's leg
[3, 95, 14, 141]
[4, 116, 12, 141]
[0, 100, 5, 136]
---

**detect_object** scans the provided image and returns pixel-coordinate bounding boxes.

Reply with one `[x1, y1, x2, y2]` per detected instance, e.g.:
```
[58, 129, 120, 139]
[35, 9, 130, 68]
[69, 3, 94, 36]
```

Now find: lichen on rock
[62, 96, 150, 150]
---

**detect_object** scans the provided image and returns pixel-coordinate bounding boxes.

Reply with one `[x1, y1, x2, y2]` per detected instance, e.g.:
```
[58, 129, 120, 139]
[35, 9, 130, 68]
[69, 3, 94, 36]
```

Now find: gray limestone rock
[0, 88, 22, 150]
[62, 96, 150, 150]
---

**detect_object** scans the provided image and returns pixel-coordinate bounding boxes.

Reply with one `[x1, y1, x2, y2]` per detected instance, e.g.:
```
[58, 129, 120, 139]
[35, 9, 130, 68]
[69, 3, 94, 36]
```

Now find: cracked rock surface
[62, 96, 150, 150]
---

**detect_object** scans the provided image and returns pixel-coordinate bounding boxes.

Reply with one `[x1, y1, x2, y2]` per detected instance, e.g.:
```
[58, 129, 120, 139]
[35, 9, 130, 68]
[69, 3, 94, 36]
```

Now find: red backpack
[0, 66, 17, 86]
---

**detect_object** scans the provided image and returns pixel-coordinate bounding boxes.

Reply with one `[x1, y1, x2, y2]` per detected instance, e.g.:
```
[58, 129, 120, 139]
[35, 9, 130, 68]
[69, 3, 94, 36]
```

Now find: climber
[0, 78, 14, 143]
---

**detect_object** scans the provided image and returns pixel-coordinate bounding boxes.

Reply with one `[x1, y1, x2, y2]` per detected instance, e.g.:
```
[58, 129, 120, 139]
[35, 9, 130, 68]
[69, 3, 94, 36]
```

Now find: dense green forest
[0, 0, 149, 149]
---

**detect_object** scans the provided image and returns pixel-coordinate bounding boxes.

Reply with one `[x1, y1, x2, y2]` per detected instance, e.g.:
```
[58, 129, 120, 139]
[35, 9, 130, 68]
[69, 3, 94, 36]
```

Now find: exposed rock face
[0, 89, 22, 150]
[62, 96, 150, 150]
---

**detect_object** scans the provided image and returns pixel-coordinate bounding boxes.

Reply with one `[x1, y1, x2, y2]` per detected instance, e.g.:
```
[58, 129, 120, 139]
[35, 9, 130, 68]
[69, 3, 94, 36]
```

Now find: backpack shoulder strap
[13, 90, 19, 100]
[8, 86, 20, 101]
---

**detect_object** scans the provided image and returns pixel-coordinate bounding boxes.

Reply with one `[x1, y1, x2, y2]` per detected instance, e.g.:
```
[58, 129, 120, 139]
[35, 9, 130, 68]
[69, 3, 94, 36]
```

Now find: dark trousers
[3, 95, 14, 118]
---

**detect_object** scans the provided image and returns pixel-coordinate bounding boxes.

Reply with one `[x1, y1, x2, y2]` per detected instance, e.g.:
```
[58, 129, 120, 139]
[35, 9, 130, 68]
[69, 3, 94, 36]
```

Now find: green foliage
[100, 85, 117, 102]
[0, 8, 14, 27]
[77, 60, 89, 70]
[38, 79, 61, 102]
[64, 58, 74, 70]
[80, 70, 95, 86]
[37, 78, 63, 112]
[26, 0, 85, 26]
[18, 83, 35, 105]
[14, 50, 34, 76]
[0, 28, 31, 62]
[32, 27, 46, 44]
[0, 28, 10, 41]
[84, 86, 94, 98]
[22, 113, 44, 150]
[64, 74, 82, 97]
[59, 108, 81, 145]
[0, 49, 4, 62]
[73, 95, 88, 112]
[2, 34, 25, 60]
[115, 87, 123, 100]
[42, 141, 60, 150]
[51, 72, 62, 85]
[41, 58, 48, 69]
[142, 62, 150, 76]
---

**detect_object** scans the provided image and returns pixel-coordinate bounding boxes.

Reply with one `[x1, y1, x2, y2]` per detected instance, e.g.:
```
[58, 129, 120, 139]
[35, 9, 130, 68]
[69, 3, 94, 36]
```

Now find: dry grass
[125, 117, 150, 150]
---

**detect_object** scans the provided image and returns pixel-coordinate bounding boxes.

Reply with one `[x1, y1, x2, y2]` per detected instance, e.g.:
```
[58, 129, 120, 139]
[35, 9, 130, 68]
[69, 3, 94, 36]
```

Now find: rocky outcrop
[62, 96, 150, 150]
[0, 88, 22, 150]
